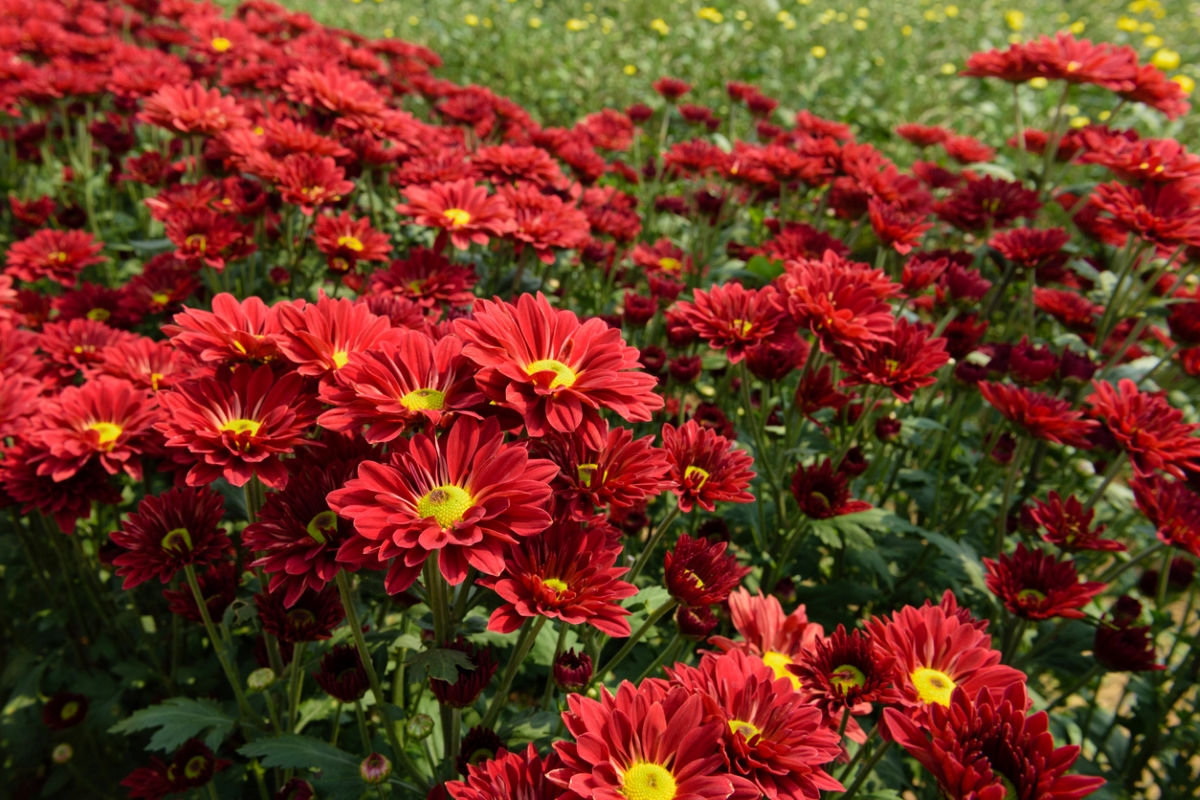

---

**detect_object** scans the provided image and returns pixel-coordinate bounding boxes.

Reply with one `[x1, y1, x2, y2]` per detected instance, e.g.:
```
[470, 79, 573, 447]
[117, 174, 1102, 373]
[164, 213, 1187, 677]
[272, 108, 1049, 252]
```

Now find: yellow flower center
[415, 485, 474, 529]
[658, 257, 682, 272]
[185, 234, 207, 253]
[161, 527, 193, 552]
[337, 235, 364, 252]
[683, 569, 705, 589]
[731, 319, 754, 336]
[443, 208, 472, 227]
[526, 358, 578, 389]
[221, 418, 261, 436]
[400, 388, 446, 411]
[61, 701, 79, 720]
[150, 372, 165, 391]
[86, 307, 111, 321]
[683, 465, 710, 488]
[762, 650, 801, 690]
[151, 292, 171, 307]
[49, 251, 68, 262]
[184, 755, 208, 779]
[728, 718, 761, 740]
[89, 421, 123, 449]
[210, 36, 232, 52]
[331, 350, 350, 369]
[830, 663, 867, 692]
[911, 667, 956, 707]
[1066, 60, 1081, 72]
[577, 463, 599, 487]
[543, 577, 569, 595]
[306, 510, 339, 545]
[622, 762, 677, 800]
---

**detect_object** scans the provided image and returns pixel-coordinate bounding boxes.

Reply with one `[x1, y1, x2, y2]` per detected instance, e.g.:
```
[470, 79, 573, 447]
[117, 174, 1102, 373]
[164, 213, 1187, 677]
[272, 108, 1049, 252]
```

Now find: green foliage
[108, 697, 236, 752]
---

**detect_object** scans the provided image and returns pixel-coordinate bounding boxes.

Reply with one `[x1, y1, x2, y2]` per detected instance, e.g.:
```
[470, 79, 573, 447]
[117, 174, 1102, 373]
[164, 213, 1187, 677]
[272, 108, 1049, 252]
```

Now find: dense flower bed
[2, 1, 1199, 798]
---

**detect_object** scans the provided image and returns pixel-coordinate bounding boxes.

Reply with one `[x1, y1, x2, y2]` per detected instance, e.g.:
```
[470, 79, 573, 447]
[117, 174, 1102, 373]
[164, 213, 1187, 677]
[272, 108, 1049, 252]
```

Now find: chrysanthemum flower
[121, 739, 230, 800]
[1091, 180, 1200, 251]
[1088, 378, 1200, 479]
[276, 295, 399, 382]
[885, 683, 1105, 800]
[39, 318, 139, 379]
[482, 521, 637, 636]
[164, 293, 287, 365]
[532, 424, 671, 519]
[456, 293, 663, 446]
[430, 639, 497, 708]
[791, 458, 872, 519]
[0, 441, 123, 533]
[710, 588, 824, 690]
[5, 229, 106, 287]
[791, 624, 900, 717]
[501, 184, 591, 264]
[984, 544, 1104, 621]
[42, 692, 88, 731]
[456, 727, 507, 778]
[1131, 474, 1200, 558]
[896, 123, 952, 147]
[396, 179, 515, 250]
[319, 329, 483, 442]
[312, 212, 392, 273]
[368, 248, 478, 309]
[328, 416, 557, 592]
[632, 238, 694, 278]
[666, 650, 842, 800]
[990, 227, 1071, 269]
[473, 144, 566, 187]
[156, 363, 321, 489]
[139, 82, 249, 135]
[447, 743, 563, 800]
[867, 592, 1024, 711]
[776, 251, 897, 355]
[256, 585, 345, 643]
[554, 649, 594, 692]
[661, 420, 755, 513]
[0, 375, 40, 441]
[31, 377, 161, 482]
[87, 337, 194, 392]
[276, 154, 356, 215]
[671, 282, 794, 365]
[978, 381, 1097, 448]
[313, 644, 369, 703]
[109, 487, 230, 589]
[549, 682, 733, 800]
[869, 199, 933, 254]
[1033, 288, 1100, 331]
[934, 176, 1042, 231]
[664, 532, 751, 608]
[1030, 491, 1125, 552]
[840, 318, 949, 403]
[1024, 32, 1138, 89]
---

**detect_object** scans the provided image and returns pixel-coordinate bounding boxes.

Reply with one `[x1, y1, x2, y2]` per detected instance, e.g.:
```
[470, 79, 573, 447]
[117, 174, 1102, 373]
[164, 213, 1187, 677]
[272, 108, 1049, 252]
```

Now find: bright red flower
[396, 179, 515, 250]
[661, 420, 755, 513]
[38, 318, 138, 379]
[1087, 378, 1200, 478]
[156, 364, 320, 490]
[256, 585, 345, 643]
[868, 198, 933, 254]
[457, 293, 663, 446]
[1023, 32, 1138, 90]
[110, 487, 230, 589]
[164, 292, 286, 365]
[312, 212, 392, 273]
[139, 82, 249, 135]
[984, 543, 1104, 621]
[632, 238, 694, 277]
[710, 588, 824, 690]
[87, 337, 193, 393]
[885, 682, 1105, 800]
[895, 123, 952, 147]
[990, 227, 1070, 269]
[5, 229, 105, 287]
[1033, 288, 1100, 331]
[447, 743, 565, 800]
[934, 176, 1042, 231]
[368, 247, 478, 308]
[472, 144, 565, 187]
[164, 208, 255, 270]
[482, 520, 638, 636]
[276, 295, 398, 382]
[840, 318, 949, 402]
[1091, 180, 1200, 250]
[1030, 491, 1125, 553]
[275, 154, 356, 215]
[1131, 474, 1200, 558]
[653, 76, 692, 100]
[532, 424, 671, 519]
[1079, 135, 1200, 184]
[1120, 64, 1191, 120]
[963, 45, 1041, 83]
[327, 416, 557, 592]
[0, 375, 40, 441]
[978, 381, 1097, 448]
[664, 532, 751, 607]
[672, 282, 794, 364]
[500, 184, 591, 264]
[942, 134, 996, 164]
[776, 251, 897, 355]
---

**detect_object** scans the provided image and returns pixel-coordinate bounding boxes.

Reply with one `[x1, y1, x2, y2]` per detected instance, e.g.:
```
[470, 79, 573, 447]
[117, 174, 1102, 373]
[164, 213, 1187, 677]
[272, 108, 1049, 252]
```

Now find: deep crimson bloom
[256, 585, 345, 643]
[1094, 596, 1162, 672]
[777, 251, 897, 355]
[794, 364, 851, 421]
[313, 644, 369, 703]
[5, 229, 105, 286]
[164, 208, 255, 270]
[483, 520, 638, 635]
[1131, 474, 1200, 558]
[934, 176, 1042, 231]
[868, 199, 933, 254]
[312, 212, 392, 272]
[554, 649, 594, 692]
[319, 329, 483, 442]
[164, 293, 286, 365]
[473, 144, 565, 186]
[430, 639, 498, 708]
[87, 337, 193, 393]
[661, 420, 755, 512]
[162, 559, 238, 624]
[457, 293, 663, 446]
[139, 82, 249, 135]
[121, 740, 230, 800]
[328, 417, 557, 592]
[885, 683, 1105, 800]
[1120, 64, 1191, 120]
[501, 184, 591, 264]
[156, 364, 321, 489]
[532, 424, 671, 518]
[653, 76, 692, 100]
[990, 227, 1070, 269]
[632, 238, 694, 277]
[984, 544, 1104, 621]
[666, 650, 844, 800]
[942, 134, 996, 164]
[1034, 288, 1100, 331]
[42, 692, 88, 731]
[791, 458, 872, 519]
[396, 179, 515, 250]
[447, 743, 564, 800]
[1091, 180, 1200, 250]
[895, 123, 952, 147]
[709, 588, 824, 689]
[549, 682, 733, 800]
[1168, 287, 1200, 345]
[0, 442, 122, 533]
[867, 591, 1024, 711]
[1087, 378, 1200, 479]
[277, 295, 399, 382]
[840, 318, 949, 402]
[369, 248, 478, 308]
[978, 382, 1097, 448]
[1079, 135, 1200, 184]
[39, 319, 138, 379]
[284, 64, 388, 121]
[791, 625, 900, 723]
[276, 154, 356, 215]
[963, 44, 1042, 83]
[664, 532, 751, 607]
[110, 487, 230, 589]
[744, 333, 810, 382]
[671, 283, 793, 364]
[1031, 491, 1125, 552]
[456, 727, 508, 778]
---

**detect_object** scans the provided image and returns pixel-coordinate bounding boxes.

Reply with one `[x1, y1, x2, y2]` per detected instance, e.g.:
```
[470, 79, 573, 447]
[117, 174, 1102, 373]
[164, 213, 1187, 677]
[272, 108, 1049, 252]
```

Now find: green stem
[481, 615, 547, 729]
[184, 564, 256, 722]
[635, 631, 684, 683]
[594, 598, 679, 683]
[330, 702, 342, 746]
[1156, 547, 1176, 610]
[1083, 456, 1125, 511]
[541, 621, 571, 710]
[287, 642, 307, 732]
[993, 437, 1030, 557]
[1044, 663, 1104, 713]
[838, 739, 892, 800]
[354, 699, 373, 756]
[626, 503, 680, 585]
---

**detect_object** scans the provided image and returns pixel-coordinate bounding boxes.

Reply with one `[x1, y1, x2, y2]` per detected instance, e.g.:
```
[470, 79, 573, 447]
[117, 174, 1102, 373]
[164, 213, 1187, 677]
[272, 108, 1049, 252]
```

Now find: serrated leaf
[406, 648, 474, 684]
[391, 633, 422, 651]
[238, 733, 358, 771]
[109, 697, 235, 753]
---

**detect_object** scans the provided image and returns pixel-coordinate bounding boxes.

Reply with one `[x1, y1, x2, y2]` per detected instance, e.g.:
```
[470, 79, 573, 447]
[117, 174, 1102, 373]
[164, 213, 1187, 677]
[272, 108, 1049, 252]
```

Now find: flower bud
[553, 649, 593, 692]
[359, 753, 392, 785]
[675, 605, 718, 641]
[52, 744, 73, 765]
[247, 667, 276, 692]
[405, 714, 435, 740]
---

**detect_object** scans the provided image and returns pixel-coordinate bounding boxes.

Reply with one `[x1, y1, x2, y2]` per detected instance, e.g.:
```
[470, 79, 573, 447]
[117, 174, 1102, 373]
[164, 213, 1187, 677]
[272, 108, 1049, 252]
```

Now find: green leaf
[237, 733, 359, 771]
[744, 254, 784, 281]
[391, 633, 423, 651]
[109, 697, 235, 753]
[406, 647, 475, 684]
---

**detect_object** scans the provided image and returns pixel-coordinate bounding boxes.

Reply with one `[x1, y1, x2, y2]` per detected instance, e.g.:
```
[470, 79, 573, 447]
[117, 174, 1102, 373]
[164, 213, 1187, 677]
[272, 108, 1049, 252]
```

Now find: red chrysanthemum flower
[990, 227, 1070, 269]
[653, 76, 693, 100]
[482, 520, 638, 636]
[666, 650, 844, 800]
[1094, 596, 1162, 672]
[1024, 32, 1138, 89]
[1131, 473, 1200, 558]
[1120, 63, 1191, 120]
[41, 692, 88, 731]
[869, 198, 933, 254]
[934, 176, 1042, 231]
[632, 238, 694, 277]
[312, 212, 392, 273]
[396, 178, 515, 250]
[840, 318, 949, 403]
[710, 588, 824, 690]
[671, 282, 794, 364]
[885, 682, 1105, 800]
[87, 337, 194, 393]
[447, 743, 565, 800]
[473, 144, 566, 187]
[0, 441, 122, 533]
[121, 740, 230, 800]
[39, 318, 139, 379]
[313, 644, 369, 703]
[430, 639, 498, 708]
[5, 229, 105, 287]
[532, 424, 671, 519]
[164, 293, 286, 365]
[276, 294, 399, 383]
[791, 458, 873, 519]
[501, 184, 591, 264]
[456, 293, 663, 446]
[109, 487, 230, 589]
[256, 585, 345, 643]
[776, 251, 897, 355]
[660, 420, 755, 513]
[1091, 180, 1200, 251]
[942, 134, 996, 164]
[328, 416, 557, 592]
[549, 682, 733, 800]
[368, 247, 479, 309]
[867, 591, 1025, 712]
[555, 649, 594, 691]
[163, 208, 255, 271]
[1030, 491, 1125, 552]
[978, 381, 1097, 448]
[139, 82, 249, 135]
[984, 543, 1104, 621]
[0, 375, 40, 441]
[664, 532, 751, 607]
[30, 377, 160, 482]
[276, 154, 356, 215]
[1087, 378, 1200, 479]
[896, 123, 952, 147]
[791, 624, 901, 725]
[1033, 288, 1100, 331]
[156, 364, 321, 489]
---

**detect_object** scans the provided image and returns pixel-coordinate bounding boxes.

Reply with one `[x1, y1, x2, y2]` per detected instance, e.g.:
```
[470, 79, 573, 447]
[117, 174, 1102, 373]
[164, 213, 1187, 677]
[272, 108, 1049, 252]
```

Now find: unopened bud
[360, 752, 391, 785]
[405, 714, 434, 740]
[52, 743, 73, 764]
[247, 667, 276, 692]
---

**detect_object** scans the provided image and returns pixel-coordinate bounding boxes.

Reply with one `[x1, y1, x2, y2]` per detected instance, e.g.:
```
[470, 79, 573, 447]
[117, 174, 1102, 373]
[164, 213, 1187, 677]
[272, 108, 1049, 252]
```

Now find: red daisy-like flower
[1094, 596, 1162, 672]
[163, 209, 256, 272]
[277, 294, 399, 383]
[0, 441, 123, 533]
[549, 681, 733, 800]
[456, 293, 663, 446]
[0, 375, 40, 441]
[942, 134, 996, 164]
[482, 520, 638, 636]
[934, 176, 1042, 232]
[791, 458, 873, 519]
[368, 247, 478, 309]
[396, 178, 515, 250]
[840, 318, 949, 403]
[1131, 473, 1200, 559]
[164, 292, 286, 365]
[895, 123, 952, 148]
[867, 591, 1025, 712]
[984, 543, 1104, 621]
[256, 585, 345, 643]
[313, 644, 369, 703]
[990, 227, 1071, 269]
[5, 229, 105, 287]
[632, 238, 695, 278]
[664, 532, 752, 607]
[661, 420, 755, 513]
[868, 199, 933, 255]
[1033, 288, 1100, 332]
[1030, 491, 1125, 553]
[710, 588, 824, 690]
[776, 251, 897, 355]
[312, 212, 392, 273]
[139, 82, 249, 136]
[39, 318, 139, 379]
[885, 682, 1105, 800]
[666, 650, 844, 800]
[328, 416, 557, 592]
[532, 424, 671, 519]
[1120, 64, 1191, 120]
[109, 487, 231, 589]
[978, 381, 1097, 448]
[447, 743, 565, 800]
[501, 184, 591, 264]
[790, 625, 900, 723]
[1024, 32, 1138, 89]
[276, 154, 356, 215]
[1091, 180, 1200, 251]
[671, 282, 794, 364]
[473, 144, 566, 187]
[1088, 378, 1200, 479]
[121, 740, 230, 800]
[87, 337, 194, 393]
[156, 363, 321, 490]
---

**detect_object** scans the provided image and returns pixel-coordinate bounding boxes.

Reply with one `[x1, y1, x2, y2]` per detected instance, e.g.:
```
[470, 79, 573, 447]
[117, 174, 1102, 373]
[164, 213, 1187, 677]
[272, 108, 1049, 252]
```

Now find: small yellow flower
[1174, 74, 1196, 94]
[624, 64, 637, 75]
[407, 15, 419, 25]
[940, 62, 956, 75]
[734, 9, 747, 20]
[1030, 77, 1049, 89]
[1005, 10, 1025, 31]
[1098, 110, 1112, 121]
[1143, 34, 1164, 49]
[853, 19, 867, 30]
[566, 18, 588, 30]
[856, 7, 869, 18]
[698, 7, 724, 23]
[901, 24, 913, 36]
[383, 27, 394, 37]
[1152, 48, 1180, 71]
[1069, 20, 1085, 34]
[776, 10, 791, 21]
[650, 17, 670, 34]
[742, 20, 753, 30]
[945, 5, 959, 17]
[1056, 11, 1070, 23]
[923, 9, 938, 21]
[811, 45, 827, 58]
[1116, 16, 1139, 32]
[1070, 116, 1091, 128]
[210, 36, 232, 52]
[1139, 22, 1155, 34]
[528, 16, 542, 27]
[464, 13, 479, 26]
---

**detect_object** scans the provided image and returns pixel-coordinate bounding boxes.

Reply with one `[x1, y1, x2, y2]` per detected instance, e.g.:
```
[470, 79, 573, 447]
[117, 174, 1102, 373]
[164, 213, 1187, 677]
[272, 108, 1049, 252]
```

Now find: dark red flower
[776, 251, 897, 355]
[41, 692, 88, 731]
[369, 248, 478, 309]
[979, 381, 1097, 448]
[256, 585, 345, 643]
[110, 487, 230, 589]
[653, 76, 692, 101]
[677, 605, 720, 640]
[1031, 491, 1125, 553]
[121, 739, 230, 800]
[164, 293, 286, 365]
[840, 318, 949, 402]
[447, 743, 564, 800]
[1131, 473, 1200, 559]
[396, 179, 515, 250]
[895, 123, 952, 147]
[313, 644, 369, 703]
[554, 649, 594, 693]
[661, 420, 755, 512]
[791, 625, 900, 717]
[164, 208, 255, 270]
[791, 458, 872, 519]
[664, 532, 751, 607]
[868, 199, 933, 254]
[990, 227, 1070, 269]
[934, 176, 1042, 231]
[0, 441, 122, 533]
[1088, 378, 1200, 478]
[942, 134, 996, 164]
[1094, 596, 1162, 672]
[500, 184, 591, 264]
[532, 424, 671, 519]
[1034, 288, 1100, 331]
[430, 639, 498, 709]
[984, 543, 1104, 620]
[5, 229, 105, 287]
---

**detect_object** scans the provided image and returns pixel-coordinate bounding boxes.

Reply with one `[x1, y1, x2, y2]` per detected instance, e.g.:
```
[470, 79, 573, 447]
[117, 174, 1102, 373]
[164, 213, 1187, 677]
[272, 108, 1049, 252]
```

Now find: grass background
[263, 0, 1200, 147]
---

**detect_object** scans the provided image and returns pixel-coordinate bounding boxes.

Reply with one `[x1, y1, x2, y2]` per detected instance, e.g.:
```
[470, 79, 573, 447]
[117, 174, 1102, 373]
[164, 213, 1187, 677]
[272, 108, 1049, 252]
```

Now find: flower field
[2, 0, 1200, 799]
